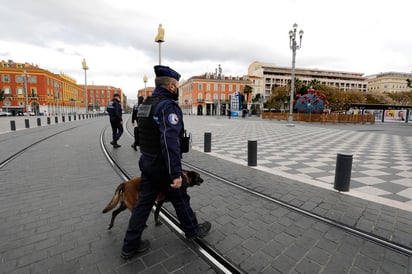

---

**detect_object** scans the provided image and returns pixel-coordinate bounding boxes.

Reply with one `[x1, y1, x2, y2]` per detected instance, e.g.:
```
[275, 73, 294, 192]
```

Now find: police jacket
[137, 87, 183, 180]
[107, 98, 122, 122]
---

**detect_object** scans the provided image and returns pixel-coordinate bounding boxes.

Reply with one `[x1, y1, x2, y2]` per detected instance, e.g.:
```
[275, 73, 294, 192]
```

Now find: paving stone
[353, 253, 380, 273]
[271, 254, 297, 273]
[1, 116, 411, 273]
[240, 250, 272, 273]
[295, 257, 322, 274]
[162, 249, 200, 272]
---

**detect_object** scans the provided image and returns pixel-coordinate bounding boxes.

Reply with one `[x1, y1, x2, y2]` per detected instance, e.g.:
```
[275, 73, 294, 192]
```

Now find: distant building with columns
[366, 72, 412, 93]
[248, 61, 368, 102]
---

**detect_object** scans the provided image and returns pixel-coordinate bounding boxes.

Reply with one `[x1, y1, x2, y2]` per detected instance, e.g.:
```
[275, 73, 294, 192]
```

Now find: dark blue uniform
[122, 87, 200, 253]
[131, 96, 144, 150]
[106, 96, 123, 146]
[131, 103, 140, 150]
[131, 103, 139, 124]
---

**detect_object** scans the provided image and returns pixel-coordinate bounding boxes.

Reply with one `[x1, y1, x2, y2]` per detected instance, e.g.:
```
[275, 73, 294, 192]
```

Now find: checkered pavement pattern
[184, 116, 412, 207]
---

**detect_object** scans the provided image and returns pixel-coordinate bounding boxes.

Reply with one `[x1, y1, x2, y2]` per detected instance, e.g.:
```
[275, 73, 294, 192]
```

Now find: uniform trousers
[122, 152, 199, 253]
[109, 119, 123, 142]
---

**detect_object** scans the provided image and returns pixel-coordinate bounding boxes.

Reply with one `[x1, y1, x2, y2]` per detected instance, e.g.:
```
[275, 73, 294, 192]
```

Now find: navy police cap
[154, 65, 181, 81]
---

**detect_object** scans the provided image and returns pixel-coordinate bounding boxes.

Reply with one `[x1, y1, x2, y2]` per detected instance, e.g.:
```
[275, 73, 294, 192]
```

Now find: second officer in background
[131, 96, 144, 151]
[106, 93, 123, 148]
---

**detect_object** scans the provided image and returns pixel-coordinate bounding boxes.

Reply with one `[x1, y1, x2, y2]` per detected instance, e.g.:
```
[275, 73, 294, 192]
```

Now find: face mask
[172, 88, 179, 100]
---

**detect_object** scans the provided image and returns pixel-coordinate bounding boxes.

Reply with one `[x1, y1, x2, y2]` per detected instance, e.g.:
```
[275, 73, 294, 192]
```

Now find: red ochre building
[179, 73, 252, 116]
[135, 74, 252, 116]
[137, 86, 155, 99]
[0, 60, 123, 116]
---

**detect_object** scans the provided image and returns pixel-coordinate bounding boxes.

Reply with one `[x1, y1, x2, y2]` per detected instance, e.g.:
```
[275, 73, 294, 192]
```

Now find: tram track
[101, 124, 245, 274]
[182, 162, 412, 258]
[3, 120, 410, 272]
[104, 121, 412, 272]
[0, 126, 80, 169]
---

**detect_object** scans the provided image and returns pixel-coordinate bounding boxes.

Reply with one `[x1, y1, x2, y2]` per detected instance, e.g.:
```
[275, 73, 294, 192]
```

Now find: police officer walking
[106, 93, 123, 148]
[120, 65, 211, 259]
[131, 96, 144, 151]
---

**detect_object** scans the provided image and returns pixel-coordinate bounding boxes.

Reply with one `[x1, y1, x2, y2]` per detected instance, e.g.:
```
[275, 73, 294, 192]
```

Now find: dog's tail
[102, 183, 125, 213]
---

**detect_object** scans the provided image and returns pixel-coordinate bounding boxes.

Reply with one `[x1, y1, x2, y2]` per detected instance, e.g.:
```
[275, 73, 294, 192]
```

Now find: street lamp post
[143, 74, 148, 97]
[287, 23, 304, 126]
[155, 24, 165, 65]
[22, 70, 29, 114]
[54, 83, 60, 115]
[91, 91, 95, 113]
[214, 64, 222, 116]
[82, 58, 89, 114]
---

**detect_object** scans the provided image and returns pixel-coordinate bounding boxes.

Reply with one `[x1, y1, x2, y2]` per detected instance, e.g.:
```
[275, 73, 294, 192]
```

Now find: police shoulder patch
[168, 113, 179, 125]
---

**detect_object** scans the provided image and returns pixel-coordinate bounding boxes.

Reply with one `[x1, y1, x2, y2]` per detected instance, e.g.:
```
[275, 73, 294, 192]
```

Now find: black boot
[131, 143, 137, 151]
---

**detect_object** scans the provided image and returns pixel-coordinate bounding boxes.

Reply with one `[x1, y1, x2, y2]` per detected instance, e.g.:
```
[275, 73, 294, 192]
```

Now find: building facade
[79, 85, 123, 113]
[0, 60, 124, 115]
[179, 73, 252, 116]
[0, 60, 84, 116]
[248, 61, 368, 102]
[137, 86, 155, 99]
[366, 72, 412, 93]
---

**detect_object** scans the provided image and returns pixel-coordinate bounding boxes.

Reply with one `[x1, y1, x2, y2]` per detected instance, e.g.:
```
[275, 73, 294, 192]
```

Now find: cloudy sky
[1, 0, 411, 101]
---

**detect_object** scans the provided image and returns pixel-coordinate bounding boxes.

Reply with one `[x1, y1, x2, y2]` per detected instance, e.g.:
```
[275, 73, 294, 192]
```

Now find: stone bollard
[334, 153, 353, 192]
[248, 140, 257, 166]
[204, 132, 212, 152]
[10, 120, 16, 131]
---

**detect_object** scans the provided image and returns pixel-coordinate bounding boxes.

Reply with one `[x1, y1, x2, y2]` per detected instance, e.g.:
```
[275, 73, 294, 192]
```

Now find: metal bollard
[68, 116, 71, 122]
[37, 117, 41, 126]
[25, 119, 30, 128]
[10, 120, 16, 131]
[248, 140, 257, 166]
[62, 116, 66, 122]
[204, 132, 212, 152]
[334, 153, 353, 192]
[47, 117, 51, 125]
[55, 116, 58, 124]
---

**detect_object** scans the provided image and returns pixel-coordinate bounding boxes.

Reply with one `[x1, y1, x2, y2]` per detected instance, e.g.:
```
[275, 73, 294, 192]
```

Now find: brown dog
[102, 170, 203, 230]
